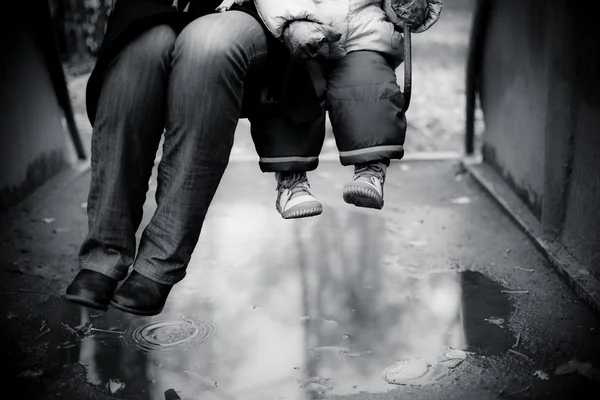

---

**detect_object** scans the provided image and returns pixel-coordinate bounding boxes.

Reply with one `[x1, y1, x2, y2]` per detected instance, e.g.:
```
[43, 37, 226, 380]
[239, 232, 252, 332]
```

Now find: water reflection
[42, 299, 150, 399]
[45, 201, 512, 399]
[292, 211, 466, 397]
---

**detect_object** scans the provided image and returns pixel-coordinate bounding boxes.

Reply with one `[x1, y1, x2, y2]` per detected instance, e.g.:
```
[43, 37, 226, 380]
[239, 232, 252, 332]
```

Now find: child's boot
[276, 172, 323, 219]
[343, 162, 387, 210]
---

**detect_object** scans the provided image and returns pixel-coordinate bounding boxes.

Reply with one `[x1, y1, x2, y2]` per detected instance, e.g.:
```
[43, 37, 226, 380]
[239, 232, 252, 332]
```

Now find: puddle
[460, 270, 515, 355]
[26, 211, 515, 399]
[122, 319, 218, 353]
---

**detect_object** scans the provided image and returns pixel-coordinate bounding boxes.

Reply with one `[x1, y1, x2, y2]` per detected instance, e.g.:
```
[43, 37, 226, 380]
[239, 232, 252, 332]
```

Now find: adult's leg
[133, 11, 268, 285]
[66, 25, 177, 310]
[78, 25, 177, 280]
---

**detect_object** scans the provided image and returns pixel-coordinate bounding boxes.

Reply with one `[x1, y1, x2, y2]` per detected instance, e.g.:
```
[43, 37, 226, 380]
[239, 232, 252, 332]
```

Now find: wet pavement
[1, 160, 600, 400]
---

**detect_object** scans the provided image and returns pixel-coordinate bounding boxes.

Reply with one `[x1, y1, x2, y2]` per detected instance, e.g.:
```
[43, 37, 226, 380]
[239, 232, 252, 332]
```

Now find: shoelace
[278, 173, 311, 197]
[355, 163, 385, 183]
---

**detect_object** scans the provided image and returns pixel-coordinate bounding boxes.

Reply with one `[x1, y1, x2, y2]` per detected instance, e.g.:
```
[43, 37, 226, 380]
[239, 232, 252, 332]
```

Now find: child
[218, 0, 443, 219]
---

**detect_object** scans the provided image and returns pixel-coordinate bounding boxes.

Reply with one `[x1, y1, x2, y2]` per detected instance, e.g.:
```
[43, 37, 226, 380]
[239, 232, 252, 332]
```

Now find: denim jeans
[79, 11, 268, 285]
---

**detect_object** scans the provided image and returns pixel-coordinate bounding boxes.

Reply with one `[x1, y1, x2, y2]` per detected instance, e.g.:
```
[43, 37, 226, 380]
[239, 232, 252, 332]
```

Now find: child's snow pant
[250, 50, 407, 172]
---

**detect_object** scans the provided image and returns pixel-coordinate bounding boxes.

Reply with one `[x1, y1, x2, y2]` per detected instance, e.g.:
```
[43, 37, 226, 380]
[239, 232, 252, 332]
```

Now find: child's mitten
[282, 21, 342, 59]
[391, 0, 429, 29]
[413, 0, 443, 33]
[387, 0, 443, 33]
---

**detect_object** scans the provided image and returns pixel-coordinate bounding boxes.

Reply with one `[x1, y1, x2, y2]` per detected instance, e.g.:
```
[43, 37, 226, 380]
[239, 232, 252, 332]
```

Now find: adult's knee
[174, 12, 267, 71]
[122, 25, 177, 69]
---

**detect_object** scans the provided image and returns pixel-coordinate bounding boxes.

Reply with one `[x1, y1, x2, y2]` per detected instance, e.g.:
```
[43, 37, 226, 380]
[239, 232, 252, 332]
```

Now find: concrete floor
[1, 160, 599, 400]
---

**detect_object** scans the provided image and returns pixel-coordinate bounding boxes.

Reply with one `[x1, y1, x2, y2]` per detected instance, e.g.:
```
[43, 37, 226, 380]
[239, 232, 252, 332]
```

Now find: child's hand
[386, 0, 443, 33]
[216, 0, 249, 13]
[282, 21, 342, 59]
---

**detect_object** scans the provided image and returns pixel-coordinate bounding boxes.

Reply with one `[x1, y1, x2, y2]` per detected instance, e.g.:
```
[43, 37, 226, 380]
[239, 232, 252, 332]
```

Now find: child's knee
[327, 51, 401, 104]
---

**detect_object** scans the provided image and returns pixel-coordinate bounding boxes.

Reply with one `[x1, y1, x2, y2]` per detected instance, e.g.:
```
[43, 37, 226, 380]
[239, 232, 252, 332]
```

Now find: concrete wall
[554, 4, 600, 273]
[0, 10, 76, 214]
[479, 0, 547, 219]
[478, 0, 600, 276]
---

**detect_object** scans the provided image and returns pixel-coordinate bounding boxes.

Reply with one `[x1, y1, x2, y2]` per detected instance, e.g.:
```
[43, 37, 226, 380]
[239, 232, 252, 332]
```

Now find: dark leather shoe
[110, 271, 173, 316]
[63, 269, 119, 311]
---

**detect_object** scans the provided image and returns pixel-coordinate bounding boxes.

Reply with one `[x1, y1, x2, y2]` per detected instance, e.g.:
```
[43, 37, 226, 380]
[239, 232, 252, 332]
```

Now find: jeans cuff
[133, 263, 186, 286]
[81, 262, 128, 282]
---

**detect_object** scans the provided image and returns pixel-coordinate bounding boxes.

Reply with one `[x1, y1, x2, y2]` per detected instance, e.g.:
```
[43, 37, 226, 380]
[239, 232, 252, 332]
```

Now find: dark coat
[85, 0, 321, 125]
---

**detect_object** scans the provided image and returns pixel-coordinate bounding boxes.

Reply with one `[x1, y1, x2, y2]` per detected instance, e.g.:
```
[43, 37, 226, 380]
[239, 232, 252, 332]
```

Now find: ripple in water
[122, 319, 218, 352]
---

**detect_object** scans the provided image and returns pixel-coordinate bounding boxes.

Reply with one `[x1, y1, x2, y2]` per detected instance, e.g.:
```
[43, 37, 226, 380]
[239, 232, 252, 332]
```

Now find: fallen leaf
[383, 359, 429, 385]
[555, 359, 600, 381]
[484, 317, 505, 328]
[42, 217, 56, 224]
[450, 197, 471, 204]
[555, 362, 577, 375]
[108, 379, 125, 394]
[444, 349, 468, 360]
[533, 370, 549, 380]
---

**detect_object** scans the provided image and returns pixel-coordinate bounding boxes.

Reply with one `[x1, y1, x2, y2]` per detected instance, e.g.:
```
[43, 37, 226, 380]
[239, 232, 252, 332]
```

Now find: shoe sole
[343, 186, 384, 210]
[281, 202, 323, 220]
[109, 300, 163, 316]
[62, 294, 109, 311]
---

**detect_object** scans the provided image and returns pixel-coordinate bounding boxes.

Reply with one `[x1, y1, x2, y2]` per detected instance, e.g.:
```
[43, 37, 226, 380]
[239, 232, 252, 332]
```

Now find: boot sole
[281, 202, 323, 219]
[343, 186, 384, 210]
[109, 299, 163, 316]
[62, 294, 109, 311]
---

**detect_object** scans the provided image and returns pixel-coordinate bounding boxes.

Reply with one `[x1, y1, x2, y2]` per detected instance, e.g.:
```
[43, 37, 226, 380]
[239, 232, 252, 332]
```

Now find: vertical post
[465, 0, 491, 155]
